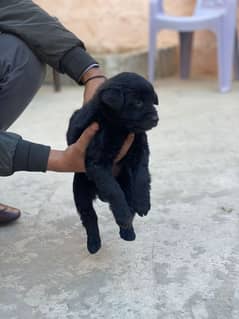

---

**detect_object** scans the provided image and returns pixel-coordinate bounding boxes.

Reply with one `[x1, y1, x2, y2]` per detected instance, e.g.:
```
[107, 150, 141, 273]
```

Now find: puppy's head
[97, 72, 159, 132]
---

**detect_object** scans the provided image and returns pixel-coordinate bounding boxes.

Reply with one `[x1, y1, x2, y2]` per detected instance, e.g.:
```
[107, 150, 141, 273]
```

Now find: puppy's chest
[87, 127, 128, 164]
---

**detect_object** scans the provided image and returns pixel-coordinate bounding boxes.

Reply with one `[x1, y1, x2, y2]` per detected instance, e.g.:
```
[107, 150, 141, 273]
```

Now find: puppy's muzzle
[151, 114, 159, 125]
[145, 109, 159, 126]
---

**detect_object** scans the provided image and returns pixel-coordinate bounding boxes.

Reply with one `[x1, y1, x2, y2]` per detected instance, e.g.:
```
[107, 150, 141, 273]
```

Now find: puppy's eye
[135, 100, 143, 108]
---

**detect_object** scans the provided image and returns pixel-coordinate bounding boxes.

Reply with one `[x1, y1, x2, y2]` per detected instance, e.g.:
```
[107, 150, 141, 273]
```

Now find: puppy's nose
[152, 115, 159, 122]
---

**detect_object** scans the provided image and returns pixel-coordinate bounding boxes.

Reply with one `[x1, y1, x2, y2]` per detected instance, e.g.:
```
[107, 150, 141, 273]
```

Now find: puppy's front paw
[119, 227, 136, 241]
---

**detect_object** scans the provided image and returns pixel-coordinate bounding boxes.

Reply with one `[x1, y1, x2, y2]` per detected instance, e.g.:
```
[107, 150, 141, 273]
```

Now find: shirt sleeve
[0, 0, 98, 83]
[0, 131, 50, 176]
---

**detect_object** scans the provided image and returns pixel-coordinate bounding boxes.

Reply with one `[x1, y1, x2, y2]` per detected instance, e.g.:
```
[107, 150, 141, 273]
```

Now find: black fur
[67, 72, 159, 254]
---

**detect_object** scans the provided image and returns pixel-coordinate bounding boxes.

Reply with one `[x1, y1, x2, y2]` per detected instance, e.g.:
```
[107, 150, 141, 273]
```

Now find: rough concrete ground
[0, 78, 239, 319]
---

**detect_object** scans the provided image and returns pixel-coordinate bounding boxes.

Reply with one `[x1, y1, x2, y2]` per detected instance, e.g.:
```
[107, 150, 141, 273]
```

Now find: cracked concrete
[0, 78, 239, 319]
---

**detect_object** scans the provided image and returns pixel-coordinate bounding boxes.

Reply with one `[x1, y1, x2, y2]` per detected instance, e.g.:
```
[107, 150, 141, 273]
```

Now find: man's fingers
[75, 122, 99, 152]
[114, 134, 135, 163]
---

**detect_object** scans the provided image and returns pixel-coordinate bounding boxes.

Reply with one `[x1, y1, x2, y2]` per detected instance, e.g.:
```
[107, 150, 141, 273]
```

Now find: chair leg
[234, 31, 239, 81]
[216, 26, 234, 93]
[179, 32, 194, 79]
[53, 69, 61, 92]
[148, 25, 158, 83]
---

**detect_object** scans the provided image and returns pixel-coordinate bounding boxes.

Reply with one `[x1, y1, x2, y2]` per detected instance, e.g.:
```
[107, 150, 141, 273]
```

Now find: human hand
[113, 133, 135, 176]
[47, 124, 134, 173]
[47, 123, 99, 172]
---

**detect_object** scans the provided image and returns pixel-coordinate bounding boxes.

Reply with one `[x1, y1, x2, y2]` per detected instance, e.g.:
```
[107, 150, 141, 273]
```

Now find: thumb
[114, 133, 135, 163]
[74, 122, 99, 152]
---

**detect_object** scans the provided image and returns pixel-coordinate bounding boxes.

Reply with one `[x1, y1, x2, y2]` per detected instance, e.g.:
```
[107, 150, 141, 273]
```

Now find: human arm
[0, 1, 116, 109]
[0, 124, 98, 176]
[0, 0, 97, 83]
[0, 125, 134, 177]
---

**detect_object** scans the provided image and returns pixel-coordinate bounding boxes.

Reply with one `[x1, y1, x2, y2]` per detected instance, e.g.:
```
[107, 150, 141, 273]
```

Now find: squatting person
[0, 0, 133, 225]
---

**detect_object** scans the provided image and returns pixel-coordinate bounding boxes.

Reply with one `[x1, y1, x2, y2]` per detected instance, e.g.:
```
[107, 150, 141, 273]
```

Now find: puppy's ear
[154, 91, 159, 105]
[100, 88, 124, 111]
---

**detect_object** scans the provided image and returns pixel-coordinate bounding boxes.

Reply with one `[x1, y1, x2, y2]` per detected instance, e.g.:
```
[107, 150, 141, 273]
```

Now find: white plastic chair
[149, 0, 238, 92]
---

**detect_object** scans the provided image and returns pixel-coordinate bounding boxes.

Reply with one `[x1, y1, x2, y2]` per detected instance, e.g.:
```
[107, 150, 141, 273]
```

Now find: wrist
[47, 147, 86, 173]
[47, 150, 65, 172]
[81, 67, 105, 84]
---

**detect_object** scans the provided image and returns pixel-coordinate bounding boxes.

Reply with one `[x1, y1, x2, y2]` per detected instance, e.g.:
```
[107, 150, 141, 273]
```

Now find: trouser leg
[0, 33, 46, 131]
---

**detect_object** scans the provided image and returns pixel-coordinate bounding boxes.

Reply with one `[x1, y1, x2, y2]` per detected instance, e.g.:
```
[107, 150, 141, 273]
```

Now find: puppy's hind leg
[73, 173, 101, 254]
[87, 165, 133, 229]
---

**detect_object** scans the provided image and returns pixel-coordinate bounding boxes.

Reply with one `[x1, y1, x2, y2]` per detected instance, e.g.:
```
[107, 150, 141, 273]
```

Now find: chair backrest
[194, 0, 237, 32]
[195, 0, 236, 11]
[152, 0, 237, 15]
[151, 0, 237, 18]
[157, 0, 164, 12]
[150, 0, 164, 14]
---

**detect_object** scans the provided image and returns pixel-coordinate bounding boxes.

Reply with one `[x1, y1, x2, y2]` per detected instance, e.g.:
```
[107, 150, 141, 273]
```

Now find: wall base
[44, 46, 177, 86]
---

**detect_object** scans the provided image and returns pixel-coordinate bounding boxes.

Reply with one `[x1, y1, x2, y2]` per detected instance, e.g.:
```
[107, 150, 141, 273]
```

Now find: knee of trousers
[0, 33, 46, 130]
[0, 33, 46, 92]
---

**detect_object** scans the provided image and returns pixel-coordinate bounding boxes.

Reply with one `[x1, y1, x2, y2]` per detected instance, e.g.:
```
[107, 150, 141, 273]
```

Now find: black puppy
[67, 72, 159, 254]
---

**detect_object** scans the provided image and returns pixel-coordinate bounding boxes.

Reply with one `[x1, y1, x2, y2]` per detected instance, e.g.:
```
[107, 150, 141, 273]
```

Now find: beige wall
[35, 0, 238, 76]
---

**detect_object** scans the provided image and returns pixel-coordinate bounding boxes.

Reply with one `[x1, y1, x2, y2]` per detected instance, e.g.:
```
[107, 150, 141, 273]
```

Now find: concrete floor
[1, 78, 239, 319]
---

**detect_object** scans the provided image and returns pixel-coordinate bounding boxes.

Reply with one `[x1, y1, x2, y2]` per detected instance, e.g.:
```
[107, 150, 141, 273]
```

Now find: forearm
[0, 123, 100, 176]
[0, 136, 85, 176]
[47, 149, 85, 173]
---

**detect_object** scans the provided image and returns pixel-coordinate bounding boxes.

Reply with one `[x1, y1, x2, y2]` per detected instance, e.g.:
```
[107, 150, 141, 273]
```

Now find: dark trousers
[0, 33, 46, 131]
